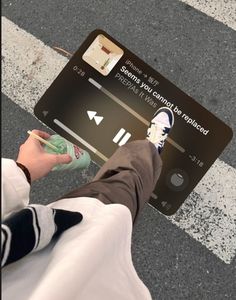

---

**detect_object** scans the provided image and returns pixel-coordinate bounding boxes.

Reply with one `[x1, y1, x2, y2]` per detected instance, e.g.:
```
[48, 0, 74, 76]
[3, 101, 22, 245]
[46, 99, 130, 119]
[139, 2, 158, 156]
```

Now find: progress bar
[55, 119, 158, 200]
[88, 77, 185, 153]
[53, 119, 109, 162]
[53, 119, 158, 199]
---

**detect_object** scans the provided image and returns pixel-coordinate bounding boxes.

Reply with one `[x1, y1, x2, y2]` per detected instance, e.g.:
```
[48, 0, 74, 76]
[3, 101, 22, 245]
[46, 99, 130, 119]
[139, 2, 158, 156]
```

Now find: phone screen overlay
[34, 30, 233, 215]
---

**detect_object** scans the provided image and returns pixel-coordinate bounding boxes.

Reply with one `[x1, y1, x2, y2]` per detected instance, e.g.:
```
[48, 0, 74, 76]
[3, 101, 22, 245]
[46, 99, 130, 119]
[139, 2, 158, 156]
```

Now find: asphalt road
[2, 1, 236, 299]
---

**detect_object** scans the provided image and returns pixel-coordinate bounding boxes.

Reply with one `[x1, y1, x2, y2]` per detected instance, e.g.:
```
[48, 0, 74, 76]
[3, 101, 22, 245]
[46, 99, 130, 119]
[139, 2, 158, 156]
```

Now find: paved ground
[2, 1, 236, 299]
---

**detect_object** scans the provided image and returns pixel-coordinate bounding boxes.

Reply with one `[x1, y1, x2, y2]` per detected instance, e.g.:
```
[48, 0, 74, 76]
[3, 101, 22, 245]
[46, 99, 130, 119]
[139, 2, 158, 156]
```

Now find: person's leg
[60, 106, 174, 223]
[61, 139, 162, 223]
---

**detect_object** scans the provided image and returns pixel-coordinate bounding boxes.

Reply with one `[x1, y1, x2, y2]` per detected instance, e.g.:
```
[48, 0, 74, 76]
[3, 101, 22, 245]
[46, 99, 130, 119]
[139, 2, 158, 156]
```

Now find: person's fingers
[51, 154, 72, 165]
[25, 130, 51, 148]
[30, 130, 51, 140]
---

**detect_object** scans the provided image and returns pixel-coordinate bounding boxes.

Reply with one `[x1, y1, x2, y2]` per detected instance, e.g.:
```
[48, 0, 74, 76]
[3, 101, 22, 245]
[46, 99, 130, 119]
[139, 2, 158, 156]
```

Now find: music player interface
[34, 30, 233, 215]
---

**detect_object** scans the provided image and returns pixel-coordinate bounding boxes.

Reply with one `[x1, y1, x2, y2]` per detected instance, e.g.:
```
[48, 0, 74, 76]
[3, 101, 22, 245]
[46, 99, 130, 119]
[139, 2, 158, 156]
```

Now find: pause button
[113, 128, 132, 146]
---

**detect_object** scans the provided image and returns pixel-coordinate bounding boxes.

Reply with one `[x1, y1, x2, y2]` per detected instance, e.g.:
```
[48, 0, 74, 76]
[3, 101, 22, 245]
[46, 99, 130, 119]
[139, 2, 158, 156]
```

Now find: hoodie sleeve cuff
[16, 162, 31, 184]
[1, 159, 30, 220]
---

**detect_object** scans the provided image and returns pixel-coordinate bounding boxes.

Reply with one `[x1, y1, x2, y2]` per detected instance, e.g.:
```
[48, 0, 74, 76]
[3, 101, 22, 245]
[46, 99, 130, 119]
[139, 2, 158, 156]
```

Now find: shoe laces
[149, 123, 168, 146]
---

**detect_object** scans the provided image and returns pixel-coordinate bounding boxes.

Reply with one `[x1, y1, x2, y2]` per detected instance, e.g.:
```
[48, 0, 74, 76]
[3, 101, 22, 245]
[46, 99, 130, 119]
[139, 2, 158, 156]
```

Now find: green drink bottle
[44, 135, 91, 171]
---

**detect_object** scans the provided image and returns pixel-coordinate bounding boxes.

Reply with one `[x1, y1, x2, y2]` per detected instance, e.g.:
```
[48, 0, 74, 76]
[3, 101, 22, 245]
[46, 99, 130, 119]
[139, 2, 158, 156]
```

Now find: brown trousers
[61, 140, 162, 223]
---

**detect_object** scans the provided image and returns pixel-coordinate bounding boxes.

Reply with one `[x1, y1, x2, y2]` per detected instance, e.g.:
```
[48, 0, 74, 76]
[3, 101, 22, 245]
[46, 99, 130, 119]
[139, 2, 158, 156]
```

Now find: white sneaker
[147, 107, 174, 153]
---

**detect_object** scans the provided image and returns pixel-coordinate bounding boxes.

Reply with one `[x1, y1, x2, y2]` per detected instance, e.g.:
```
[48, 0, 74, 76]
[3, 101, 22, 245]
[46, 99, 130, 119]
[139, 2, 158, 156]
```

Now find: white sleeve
[1, 158, 30, 220]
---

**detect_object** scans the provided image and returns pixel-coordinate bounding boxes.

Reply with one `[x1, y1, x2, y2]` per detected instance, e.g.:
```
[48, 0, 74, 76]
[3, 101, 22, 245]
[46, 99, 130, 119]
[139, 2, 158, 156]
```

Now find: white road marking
[180, 0, 236, 31]
[168, 160, 236, 264]
[2, 17, 68, 114]
[2, 16, 236, 264]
